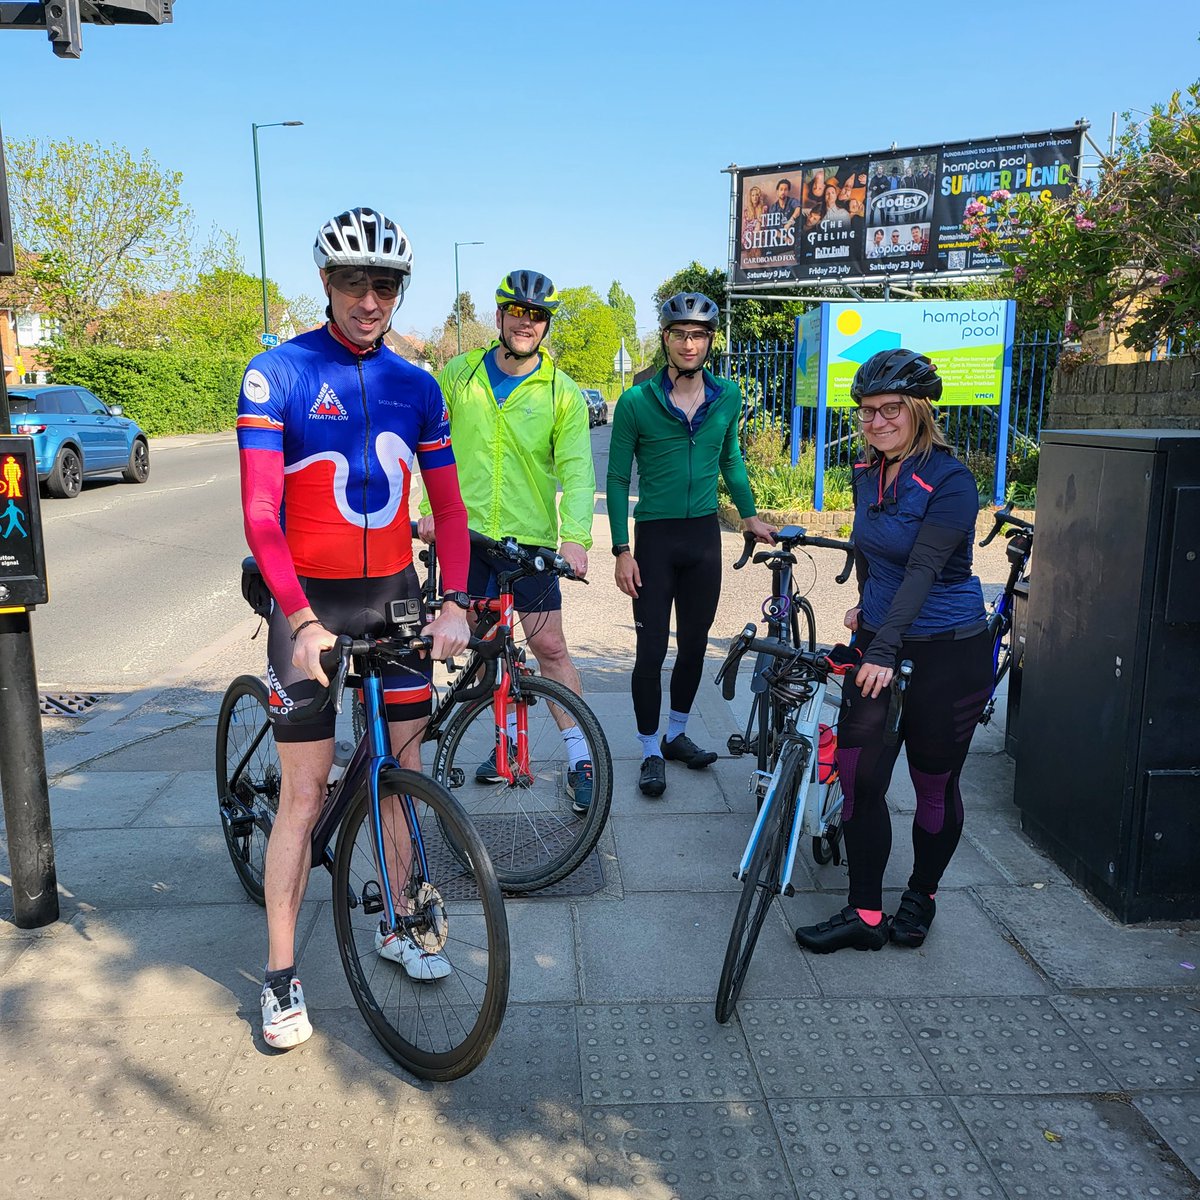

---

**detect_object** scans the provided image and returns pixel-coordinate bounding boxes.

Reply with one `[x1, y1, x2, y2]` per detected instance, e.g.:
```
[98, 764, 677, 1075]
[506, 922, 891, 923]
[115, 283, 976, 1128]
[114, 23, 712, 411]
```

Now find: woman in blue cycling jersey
[794, 349, 993, 955]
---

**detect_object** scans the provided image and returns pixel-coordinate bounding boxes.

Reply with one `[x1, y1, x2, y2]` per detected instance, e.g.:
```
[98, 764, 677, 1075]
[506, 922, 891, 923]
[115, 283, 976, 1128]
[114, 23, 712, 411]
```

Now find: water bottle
[327, 739, 353, 786]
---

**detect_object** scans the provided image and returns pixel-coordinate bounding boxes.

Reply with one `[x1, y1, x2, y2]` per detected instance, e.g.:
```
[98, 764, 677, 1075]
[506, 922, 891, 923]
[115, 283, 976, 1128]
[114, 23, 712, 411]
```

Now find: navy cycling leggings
[836, 627, 993, 911]
[630, 515, 722, 735]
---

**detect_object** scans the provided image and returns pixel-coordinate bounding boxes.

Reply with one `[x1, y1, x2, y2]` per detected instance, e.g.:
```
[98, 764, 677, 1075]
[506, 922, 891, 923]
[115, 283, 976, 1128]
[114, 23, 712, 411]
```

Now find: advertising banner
[734, 127, 1081, 286]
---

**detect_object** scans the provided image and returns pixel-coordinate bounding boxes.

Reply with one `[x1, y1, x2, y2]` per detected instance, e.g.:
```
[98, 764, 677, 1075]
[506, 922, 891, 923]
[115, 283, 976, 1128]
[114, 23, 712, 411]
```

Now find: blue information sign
[260, 333, 280, 348]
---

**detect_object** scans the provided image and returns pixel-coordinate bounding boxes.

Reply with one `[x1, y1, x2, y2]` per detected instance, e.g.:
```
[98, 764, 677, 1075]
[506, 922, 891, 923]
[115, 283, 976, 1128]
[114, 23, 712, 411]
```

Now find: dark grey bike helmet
[496, 269, 560, 315]
[850, 349, 943, 403]
[658, 292, 720, 330]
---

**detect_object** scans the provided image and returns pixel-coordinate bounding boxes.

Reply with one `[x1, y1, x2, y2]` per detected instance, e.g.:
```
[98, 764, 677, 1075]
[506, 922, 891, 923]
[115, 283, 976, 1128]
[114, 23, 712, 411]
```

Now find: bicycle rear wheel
[715, 744, 806, 1024]
[215, 675, 280, 905]
[432, 675, 612, 892]
[812, 776, 844, 866]
[331, 768, 510, 1081]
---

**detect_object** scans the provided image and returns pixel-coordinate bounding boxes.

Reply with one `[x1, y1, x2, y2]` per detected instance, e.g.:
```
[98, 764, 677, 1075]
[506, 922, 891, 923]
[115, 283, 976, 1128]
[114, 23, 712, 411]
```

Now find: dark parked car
[7, 384, 151, 499]
[582, 388, 608, 428]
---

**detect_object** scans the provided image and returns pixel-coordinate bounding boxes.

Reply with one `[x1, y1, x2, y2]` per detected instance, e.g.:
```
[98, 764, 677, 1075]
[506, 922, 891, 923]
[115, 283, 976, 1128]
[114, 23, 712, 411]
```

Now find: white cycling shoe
[375, 928, 453, 982]
[260, 976, 314, 1050]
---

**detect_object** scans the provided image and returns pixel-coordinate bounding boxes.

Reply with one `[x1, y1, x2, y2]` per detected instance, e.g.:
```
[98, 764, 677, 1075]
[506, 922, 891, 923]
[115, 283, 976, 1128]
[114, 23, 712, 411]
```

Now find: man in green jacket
[607, 292, 774, 798]
[418, 269, 598, 808]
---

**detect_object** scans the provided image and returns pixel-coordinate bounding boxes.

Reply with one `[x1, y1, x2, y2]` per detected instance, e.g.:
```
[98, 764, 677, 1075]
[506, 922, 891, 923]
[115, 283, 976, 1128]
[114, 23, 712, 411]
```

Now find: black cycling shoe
[639, 755, 666, 798]
[891, 889, 936, 948]
[795, 906, 890, 954]
[661, 733, 718, 770]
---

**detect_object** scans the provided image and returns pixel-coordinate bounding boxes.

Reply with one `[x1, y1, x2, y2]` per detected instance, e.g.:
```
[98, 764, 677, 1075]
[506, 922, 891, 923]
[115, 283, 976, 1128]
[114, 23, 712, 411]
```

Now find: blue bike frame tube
[737, 755, 787, 879]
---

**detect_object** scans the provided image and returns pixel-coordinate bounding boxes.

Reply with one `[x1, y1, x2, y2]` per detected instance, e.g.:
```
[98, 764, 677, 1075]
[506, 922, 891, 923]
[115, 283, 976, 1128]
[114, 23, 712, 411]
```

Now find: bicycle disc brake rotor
[408, 881, 449, 952]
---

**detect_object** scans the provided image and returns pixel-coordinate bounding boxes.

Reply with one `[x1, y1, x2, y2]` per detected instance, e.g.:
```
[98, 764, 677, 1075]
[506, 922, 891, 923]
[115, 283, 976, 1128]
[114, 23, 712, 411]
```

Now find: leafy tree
[549, 286, 620, 385]
[962, 80, 1200, 352]
[8, 137, 193, 343]
[606, 280, 639, 362]
[446, 290, 479, 330]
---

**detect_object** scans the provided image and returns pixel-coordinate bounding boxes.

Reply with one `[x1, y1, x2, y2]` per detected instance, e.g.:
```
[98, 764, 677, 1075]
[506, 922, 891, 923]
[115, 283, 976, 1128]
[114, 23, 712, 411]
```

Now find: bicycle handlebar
[410, 522, 584, 584]
[733, 526, 856, 585]
[288, 629, 507, 724]
[980, 502, 1035, 547]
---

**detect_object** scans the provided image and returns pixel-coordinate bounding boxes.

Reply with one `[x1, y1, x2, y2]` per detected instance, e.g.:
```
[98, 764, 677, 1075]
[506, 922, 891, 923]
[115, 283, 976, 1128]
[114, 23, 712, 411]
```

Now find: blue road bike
[217, 577, 510, 1080]
[978, 502, 1035, 726]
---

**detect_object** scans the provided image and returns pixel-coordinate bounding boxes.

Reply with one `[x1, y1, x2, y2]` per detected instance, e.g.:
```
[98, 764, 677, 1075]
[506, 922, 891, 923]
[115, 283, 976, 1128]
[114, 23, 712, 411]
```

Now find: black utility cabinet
[1014, 429, 1200, 923]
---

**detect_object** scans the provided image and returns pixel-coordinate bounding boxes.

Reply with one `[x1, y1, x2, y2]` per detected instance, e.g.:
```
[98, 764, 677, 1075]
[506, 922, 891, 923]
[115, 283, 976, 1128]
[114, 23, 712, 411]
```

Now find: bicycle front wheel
[331, 768, 510, 1081]
[215, 675, 280, 905]
[432, 675, 612, 892]
[715, 745, 806, 1024]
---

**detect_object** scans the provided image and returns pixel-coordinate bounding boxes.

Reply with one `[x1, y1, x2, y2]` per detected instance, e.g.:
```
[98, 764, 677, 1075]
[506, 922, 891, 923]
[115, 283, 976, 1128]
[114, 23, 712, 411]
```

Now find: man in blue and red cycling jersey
[237, 207, 472, 1050]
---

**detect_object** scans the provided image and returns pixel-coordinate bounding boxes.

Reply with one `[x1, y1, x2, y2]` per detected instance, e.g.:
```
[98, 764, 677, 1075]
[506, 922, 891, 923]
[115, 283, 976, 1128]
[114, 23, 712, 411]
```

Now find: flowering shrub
[961, 82, 1199, 353]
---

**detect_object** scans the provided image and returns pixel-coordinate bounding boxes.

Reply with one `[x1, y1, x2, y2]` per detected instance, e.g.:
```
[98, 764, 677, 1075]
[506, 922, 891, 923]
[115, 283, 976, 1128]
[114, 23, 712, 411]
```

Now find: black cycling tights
[836, 628, 993, 911]
[630, 515, 722, 735]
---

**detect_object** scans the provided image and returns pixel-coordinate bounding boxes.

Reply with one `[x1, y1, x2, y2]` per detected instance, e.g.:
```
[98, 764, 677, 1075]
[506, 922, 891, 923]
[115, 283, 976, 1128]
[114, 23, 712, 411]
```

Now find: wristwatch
[443, 590, 472, 610]
[611, 544, 630, 557]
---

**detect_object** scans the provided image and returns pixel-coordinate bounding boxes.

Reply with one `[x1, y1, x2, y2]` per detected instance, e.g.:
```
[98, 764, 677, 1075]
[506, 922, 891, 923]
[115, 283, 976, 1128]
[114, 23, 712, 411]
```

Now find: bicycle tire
[715, 743, 807, 1024]
[215, 675, 281, 905]
[432, 675, 612, 892]
[812, 776, 844, 866]
[330, 767, 510, 1081]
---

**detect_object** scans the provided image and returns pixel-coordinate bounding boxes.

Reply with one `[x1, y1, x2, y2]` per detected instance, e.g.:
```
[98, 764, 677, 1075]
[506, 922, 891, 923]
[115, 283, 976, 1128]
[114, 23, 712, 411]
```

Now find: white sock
[666, 710, 689, 742]
[561, 724, 588, 769]
[637, 731, 660, 759]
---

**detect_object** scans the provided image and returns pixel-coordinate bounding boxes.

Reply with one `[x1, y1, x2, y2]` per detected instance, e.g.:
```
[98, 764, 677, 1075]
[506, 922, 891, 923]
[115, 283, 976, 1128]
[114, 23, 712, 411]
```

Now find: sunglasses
[327, 268, 404, 301]
[503, 303, 550, 323]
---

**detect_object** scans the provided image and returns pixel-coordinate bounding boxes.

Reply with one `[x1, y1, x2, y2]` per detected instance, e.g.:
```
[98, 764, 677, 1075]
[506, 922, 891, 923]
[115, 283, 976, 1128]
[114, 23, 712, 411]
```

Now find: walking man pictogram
[1, 498, 28, 539]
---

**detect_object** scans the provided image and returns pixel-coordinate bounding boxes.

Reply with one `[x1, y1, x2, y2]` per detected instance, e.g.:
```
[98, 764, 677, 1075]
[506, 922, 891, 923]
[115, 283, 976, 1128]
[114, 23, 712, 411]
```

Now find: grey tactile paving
[740, 998, 941, 1099]
[586, 1101, 793, 1200]
[0, 1121, 200, 1200]
[954, 1094, 1200, 1199]
[1050, 993, 1200, 1088]
[1134, 1093, 1200, 1180]
[770, 1096, 1004, 1198]
[385, 1099, 587, 1198]
[578, 1003, 758, 1104]
[896, 996, 1115, 1095]
[0, 1016, 243, 1131]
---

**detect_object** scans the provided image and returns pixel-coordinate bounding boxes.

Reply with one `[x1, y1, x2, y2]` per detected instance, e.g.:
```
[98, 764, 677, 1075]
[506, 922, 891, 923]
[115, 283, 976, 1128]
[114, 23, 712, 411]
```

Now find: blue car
[7, 384, 151, 499]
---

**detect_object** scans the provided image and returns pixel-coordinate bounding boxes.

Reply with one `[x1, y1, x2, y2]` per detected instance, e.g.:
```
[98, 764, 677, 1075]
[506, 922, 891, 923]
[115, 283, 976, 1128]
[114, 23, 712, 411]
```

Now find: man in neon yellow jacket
[418, 269, 597, 808]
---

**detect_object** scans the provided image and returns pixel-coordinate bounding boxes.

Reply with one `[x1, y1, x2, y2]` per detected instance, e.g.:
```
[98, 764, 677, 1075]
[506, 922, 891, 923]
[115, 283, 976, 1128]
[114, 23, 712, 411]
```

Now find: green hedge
[45, 347, 246, 437]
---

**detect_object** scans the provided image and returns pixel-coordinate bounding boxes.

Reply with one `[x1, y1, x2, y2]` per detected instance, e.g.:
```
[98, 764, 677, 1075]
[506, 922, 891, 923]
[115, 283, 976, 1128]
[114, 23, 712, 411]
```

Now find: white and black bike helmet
[313, 207, 413, 278]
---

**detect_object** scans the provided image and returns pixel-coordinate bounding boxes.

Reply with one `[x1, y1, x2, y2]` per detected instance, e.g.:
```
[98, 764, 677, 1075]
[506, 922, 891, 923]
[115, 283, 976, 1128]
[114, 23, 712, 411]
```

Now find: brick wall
[1045, 356, 1200, 432]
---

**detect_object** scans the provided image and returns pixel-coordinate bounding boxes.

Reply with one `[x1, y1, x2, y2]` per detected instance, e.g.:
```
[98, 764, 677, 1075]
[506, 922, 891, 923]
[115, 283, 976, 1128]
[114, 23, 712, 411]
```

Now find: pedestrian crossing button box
[0, 437, 49, 609]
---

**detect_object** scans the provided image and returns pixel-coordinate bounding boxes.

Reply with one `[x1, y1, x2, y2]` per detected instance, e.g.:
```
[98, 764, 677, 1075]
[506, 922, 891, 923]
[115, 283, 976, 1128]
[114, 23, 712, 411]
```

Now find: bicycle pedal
[226, 813, 254, 838]
[727, 733, 746, 756]
[446, 767, 465, 789]
[361, 879, 384, 915]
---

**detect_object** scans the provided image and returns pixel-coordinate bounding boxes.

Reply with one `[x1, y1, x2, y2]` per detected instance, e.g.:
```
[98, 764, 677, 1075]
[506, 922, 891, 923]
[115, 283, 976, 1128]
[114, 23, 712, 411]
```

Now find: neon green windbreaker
[420, 343, 595, 549]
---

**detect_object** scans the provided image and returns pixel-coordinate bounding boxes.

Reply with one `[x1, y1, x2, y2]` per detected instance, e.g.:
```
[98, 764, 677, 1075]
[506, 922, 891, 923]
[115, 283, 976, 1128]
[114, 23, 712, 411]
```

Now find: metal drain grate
[40, 692, 106, 717]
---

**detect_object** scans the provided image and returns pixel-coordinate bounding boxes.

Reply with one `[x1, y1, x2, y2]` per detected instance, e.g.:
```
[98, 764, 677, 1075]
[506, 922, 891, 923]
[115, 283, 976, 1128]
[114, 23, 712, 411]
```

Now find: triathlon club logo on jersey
[310, 383, 349, 420]
[267, 662, 294, 712]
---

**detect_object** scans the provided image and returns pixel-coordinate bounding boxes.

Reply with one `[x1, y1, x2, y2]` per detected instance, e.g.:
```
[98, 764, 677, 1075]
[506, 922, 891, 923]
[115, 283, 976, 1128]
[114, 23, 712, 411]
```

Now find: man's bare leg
[519, 608, 582, 730]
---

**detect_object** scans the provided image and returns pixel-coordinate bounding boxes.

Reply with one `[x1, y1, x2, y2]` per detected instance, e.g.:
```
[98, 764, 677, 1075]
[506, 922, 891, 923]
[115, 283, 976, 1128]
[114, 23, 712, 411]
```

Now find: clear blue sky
[3, 1, 1197, 337]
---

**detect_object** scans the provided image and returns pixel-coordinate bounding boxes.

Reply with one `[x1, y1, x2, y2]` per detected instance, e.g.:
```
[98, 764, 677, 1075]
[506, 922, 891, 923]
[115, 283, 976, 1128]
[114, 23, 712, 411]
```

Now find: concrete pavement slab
[1049, 992, 1200, 1089]
[133, 769, 218, 827]
[953, 1093, 1200, 1199]
[576, 891, 820, 1005]
[895, 996, 1115, 1095]
[875, 831, 1010, 893]
[1134, 1093, 1200, 1180]
[780, 889, 1051, 997]
[963, 804, 1064, 886]
[46, 770, 176, 829]
[84, 719, 217, 773]
[769, 1095, 1005, 1199]
[584, 1100, 793, 1200]
[608, 761, 747, 816]
[738, 998, 941, 1100]
[611, 812, 782, 894]
[577, 1002, 758, 1105]
[974, 883, 1200, 990]
[0, 903, 320, 1022]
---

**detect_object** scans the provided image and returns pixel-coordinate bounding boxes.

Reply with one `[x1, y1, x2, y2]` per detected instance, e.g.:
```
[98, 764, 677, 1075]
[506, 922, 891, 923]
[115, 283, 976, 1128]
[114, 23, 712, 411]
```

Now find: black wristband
[612, 544, 630, 557]
[290, 618, 321, 642]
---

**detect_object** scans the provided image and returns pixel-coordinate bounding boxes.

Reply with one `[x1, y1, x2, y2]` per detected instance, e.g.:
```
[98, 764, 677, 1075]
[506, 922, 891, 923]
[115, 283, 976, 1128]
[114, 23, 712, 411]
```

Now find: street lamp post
[252, 120, 303, 343]
[454, 240, 483, 354]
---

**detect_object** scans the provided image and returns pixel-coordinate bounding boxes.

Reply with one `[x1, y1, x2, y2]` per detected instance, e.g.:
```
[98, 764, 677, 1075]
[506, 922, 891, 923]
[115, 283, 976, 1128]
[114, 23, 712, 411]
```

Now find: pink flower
[964, 201, 986, 217]
[1158, 273, 1171, 285]
[1013, 265, 1027, 281]
[990, 189, 1011, 201]
[1075, 216, 1096, 231]
[1064, 320, 1080, 337]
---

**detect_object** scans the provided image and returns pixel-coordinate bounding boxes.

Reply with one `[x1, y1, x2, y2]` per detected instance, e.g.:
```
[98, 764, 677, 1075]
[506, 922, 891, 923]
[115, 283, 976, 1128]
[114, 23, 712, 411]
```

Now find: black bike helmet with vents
[658, 292, 720, 330]
[313, 207, 413, 275]
[495, 269, 559, 314]
[850, 349, 943, 403]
